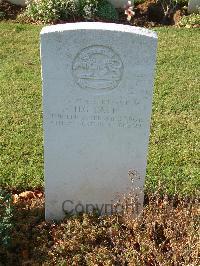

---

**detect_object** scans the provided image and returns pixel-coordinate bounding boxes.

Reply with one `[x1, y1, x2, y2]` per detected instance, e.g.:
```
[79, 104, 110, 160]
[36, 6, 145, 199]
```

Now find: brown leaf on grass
[12, 193, 19, 204]
[19, 191, 36, 200]
[36, 192, 43, 198]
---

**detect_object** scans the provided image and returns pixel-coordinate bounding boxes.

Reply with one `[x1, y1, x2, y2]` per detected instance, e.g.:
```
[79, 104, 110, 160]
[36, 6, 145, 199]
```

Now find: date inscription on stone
[72, 45, 123, 91]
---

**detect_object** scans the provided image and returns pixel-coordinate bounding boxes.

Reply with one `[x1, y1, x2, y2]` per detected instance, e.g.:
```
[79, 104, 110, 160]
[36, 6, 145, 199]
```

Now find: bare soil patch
[0, 190, 199, 265]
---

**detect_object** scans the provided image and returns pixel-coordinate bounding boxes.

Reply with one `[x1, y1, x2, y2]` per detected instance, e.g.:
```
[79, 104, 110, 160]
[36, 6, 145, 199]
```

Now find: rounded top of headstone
[40, 22, 157, 39]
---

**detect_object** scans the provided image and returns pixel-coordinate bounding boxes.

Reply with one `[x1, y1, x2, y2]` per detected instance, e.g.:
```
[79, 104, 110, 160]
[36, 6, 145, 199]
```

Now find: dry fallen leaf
[19, 191, 36, 200]
[12, 194, 19, 204]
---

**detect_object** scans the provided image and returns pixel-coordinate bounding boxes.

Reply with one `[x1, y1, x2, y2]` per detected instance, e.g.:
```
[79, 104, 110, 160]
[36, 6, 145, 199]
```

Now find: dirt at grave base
[0, 189, 199, 265]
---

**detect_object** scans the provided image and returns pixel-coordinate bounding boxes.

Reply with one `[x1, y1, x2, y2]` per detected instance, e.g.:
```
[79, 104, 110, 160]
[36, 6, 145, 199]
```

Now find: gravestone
[7, 0, 26, 6]
[188, 0, 200, 14]
[107, 0, 129, 8]
[40, 22, 157, 221]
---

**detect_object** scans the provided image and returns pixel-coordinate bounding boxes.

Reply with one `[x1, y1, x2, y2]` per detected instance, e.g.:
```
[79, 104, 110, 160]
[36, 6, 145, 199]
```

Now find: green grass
[147, 28, 200, 195]
[0, 23, 43, 189]
[0, 23, 199, 194]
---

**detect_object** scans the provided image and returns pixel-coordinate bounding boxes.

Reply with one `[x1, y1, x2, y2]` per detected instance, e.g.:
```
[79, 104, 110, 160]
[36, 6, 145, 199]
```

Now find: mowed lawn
[0, 23, 199, 195]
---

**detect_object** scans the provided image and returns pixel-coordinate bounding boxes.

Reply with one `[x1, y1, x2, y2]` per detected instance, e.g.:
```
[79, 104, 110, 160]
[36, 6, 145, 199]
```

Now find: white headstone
[107, 0, 128, 8]
[188, 0, 200, 14]
[7, 0, 26, 6]
[40, 22, 157, 221]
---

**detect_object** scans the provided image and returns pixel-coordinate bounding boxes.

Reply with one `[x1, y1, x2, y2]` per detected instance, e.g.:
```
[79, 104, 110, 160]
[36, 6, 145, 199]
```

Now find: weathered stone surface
[40, 22, 157, 221]
[188, 0, 200, 14]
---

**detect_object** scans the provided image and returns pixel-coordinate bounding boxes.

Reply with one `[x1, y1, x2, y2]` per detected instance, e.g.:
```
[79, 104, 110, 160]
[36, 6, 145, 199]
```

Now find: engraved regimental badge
[72, 45, 123, 91]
